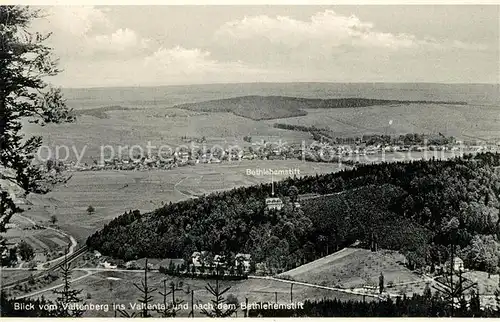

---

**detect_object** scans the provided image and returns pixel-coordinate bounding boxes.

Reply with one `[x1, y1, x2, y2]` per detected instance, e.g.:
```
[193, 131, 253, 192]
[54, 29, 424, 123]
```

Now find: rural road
[1, 267, 32, 271]
[13, 269, 96, 300]
[12, 266, 380, 301]
[15, 214, 78, 269]
[9, 267, 155, 300]
[73, 267, 144, 273]
[298, 186, 364, 202]
[249, 275, 380, 299]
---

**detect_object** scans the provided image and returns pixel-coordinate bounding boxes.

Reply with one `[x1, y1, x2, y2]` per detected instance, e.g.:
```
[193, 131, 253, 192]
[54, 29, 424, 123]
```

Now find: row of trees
[274, 123, 456, 147]
[248, 293, 491, 317]
[116, 259, 240, 318]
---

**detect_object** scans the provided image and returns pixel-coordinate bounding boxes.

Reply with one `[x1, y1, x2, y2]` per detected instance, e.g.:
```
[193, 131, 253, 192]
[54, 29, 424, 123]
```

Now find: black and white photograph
[1, 3, 500, 318]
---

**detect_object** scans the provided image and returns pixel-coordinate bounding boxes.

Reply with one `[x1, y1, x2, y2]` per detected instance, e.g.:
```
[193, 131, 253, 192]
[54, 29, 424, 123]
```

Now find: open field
[266, 104, 500, 141]
[20, 160, 345, 243]
[462, 270, 500, 308]
[23, 101, 500, 165]
[32, 271, 365, 317]
[279, 248, 422, 291]
[23, 107, 311, 165]
[0, 271, 34, 286]
[2, 215, 71, 257]
[21, 84, 497, 166]
[2, 269, 88, 299]
[275, 247, 500, 299]
[463, 270, 500, 296]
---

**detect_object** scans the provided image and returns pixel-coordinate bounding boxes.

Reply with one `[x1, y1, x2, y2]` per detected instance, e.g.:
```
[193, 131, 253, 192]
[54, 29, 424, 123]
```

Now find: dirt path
[13, 269, 95, 300]
[249, 275, 382, 299]
[173, 176, 191, 198]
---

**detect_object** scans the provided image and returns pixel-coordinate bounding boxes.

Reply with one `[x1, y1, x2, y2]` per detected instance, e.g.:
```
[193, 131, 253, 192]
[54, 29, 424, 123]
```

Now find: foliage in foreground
[248, 293, 495, 317]
[0, 5, 74, 260]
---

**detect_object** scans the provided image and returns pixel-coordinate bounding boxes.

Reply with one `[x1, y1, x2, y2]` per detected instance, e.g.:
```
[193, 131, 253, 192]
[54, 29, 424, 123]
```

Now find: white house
[94, 250, 102, 259]
[101, 261, 117, 269]
[213, 254, 225, 267]
[265, 197, 283, 211]
[192, 251, 209, 267]
[235, 253, 251, 273]
[445, 257, 464, 272]
[125, 260, 138, 270]
[1, 248, 8, 260]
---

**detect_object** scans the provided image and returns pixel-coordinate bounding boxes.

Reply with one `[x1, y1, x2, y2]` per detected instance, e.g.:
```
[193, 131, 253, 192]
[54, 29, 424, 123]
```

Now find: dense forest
[248, 291, 495, 317]
[175, 96, 466, 120]
[87, 152, 500, 274]
[75, 105, 135, 119]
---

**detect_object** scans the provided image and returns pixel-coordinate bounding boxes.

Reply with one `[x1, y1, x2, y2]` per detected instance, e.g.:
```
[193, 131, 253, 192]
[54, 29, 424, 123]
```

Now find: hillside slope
[87, 153, 500, 275]
[279, 248, 419, 289]
[175, 95, 466, 120]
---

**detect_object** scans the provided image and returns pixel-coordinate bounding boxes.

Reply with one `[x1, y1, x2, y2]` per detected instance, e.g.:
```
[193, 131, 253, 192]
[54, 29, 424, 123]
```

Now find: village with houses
[46, 135, 500, 173]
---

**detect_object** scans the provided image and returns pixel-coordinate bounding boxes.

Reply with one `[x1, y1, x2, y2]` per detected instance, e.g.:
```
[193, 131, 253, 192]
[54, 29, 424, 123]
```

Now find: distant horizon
[33, 6, 498, 87]
[61, 81, 500, 90]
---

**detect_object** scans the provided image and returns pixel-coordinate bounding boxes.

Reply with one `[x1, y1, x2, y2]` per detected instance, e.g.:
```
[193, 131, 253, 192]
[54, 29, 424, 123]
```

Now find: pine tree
[116, 309, 138, 318]
[157, 280, 185, 317]
[86, 205, 95, 216]
[379, 272, 385, 294]
[52, 254, 84, 317]
[133, 258, 156, 317]
[469, 288, 481, 317]
[423, 282, 432, 298]
[433, 243, 476, 317]
[1, 291, 58, 317]
[200, 264, 237, 317]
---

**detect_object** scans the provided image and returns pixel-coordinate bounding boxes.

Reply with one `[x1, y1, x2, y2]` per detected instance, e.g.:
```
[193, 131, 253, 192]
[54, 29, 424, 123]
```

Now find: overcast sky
[33, 5, 499, 88]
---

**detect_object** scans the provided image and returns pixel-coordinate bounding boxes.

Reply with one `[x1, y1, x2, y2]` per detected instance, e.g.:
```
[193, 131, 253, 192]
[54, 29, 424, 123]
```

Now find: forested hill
[175, 96, 467, 120]
[87, 152, 500, 274]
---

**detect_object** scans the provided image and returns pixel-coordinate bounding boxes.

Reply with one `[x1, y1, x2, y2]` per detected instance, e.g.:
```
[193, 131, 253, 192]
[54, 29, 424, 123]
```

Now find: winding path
[173, 176, 191, 198]
[13, 269, 95, 300]
[14, 214, 78, 269]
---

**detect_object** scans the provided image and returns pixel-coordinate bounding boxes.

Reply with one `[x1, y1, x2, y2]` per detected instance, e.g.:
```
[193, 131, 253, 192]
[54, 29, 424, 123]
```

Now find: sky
[31, 5, 500, 88]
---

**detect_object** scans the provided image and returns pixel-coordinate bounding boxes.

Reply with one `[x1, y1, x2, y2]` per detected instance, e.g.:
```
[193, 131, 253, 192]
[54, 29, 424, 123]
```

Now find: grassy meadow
[280, 248, 423, 292]
[265, 104, 500, 140]
[33, 270, 365, 317]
